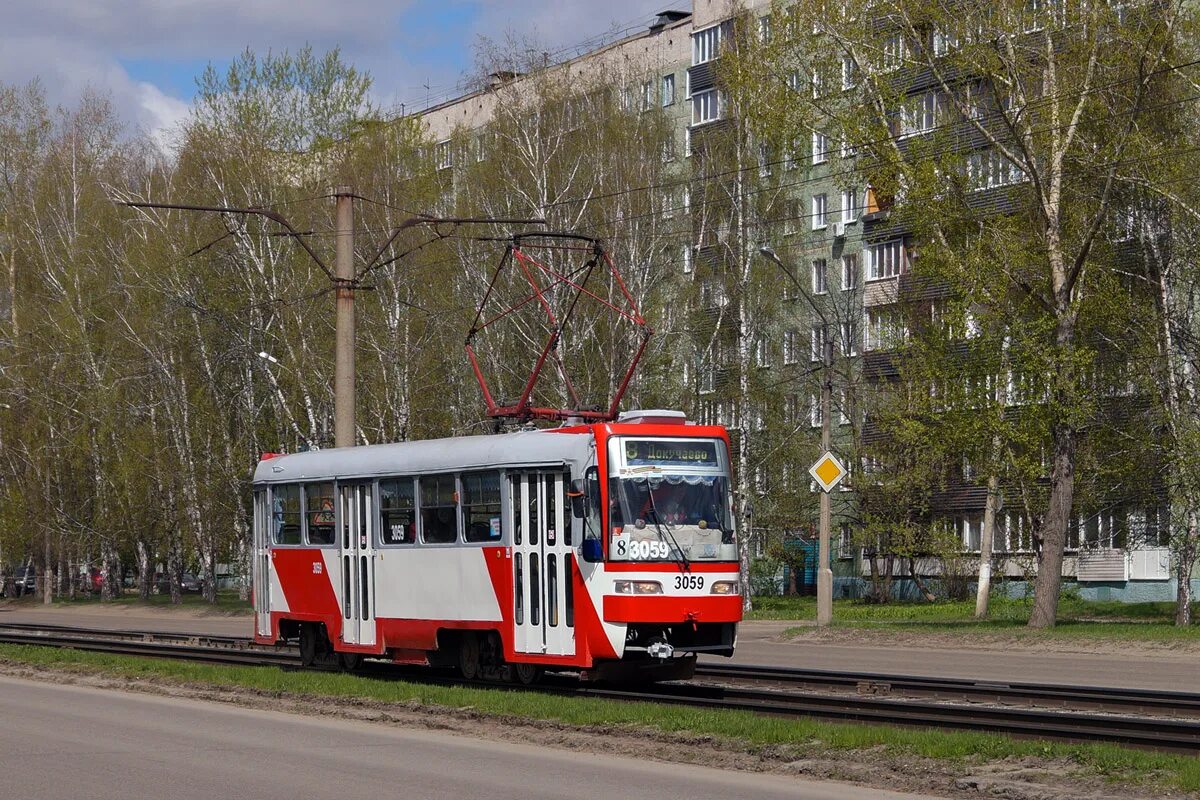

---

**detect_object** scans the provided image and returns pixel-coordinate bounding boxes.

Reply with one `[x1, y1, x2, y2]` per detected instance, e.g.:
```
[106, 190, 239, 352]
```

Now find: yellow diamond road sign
[809, 451, 846, 493]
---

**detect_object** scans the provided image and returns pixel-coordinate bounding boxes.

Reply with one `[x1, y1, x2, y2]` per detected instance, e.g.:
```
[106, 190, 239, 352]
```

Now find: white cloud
[0, 0, 678, 144]
[135, 82, 191, 154]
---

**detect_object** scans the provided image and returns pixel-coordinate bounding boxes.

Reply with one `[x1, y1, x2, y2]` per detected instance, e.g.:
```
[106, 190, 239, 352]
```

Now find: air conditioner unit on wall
[833, 220, 845, 238]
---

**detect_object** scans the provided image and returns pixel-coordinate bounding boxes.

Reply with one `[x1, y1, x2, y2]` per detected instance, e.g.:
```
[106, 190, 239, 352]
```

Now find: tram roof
[251, 429, 594, 484]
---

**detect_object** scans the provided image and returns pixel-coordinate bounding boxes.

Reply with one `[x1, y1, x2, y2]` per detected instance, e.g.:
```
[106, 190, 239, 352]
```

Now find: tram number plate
[615, 538, 671, 560]
[674, 575, 705, 591]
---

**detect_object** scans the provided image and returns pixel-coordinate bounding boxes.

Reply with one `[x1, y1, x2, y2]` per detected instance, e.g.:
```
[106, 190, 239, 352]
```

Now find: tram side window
[272, 484, 302, 545]
[421, 473, 458, 544]
[462, 471, 502, 542]
[379, 478, 417, 545]
[304, 482, 336, 545]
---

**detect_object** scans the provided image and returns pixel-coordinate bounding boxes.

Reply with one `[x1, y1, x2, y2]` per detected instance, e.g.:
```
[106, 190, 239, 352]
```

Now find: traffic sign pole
[818, 339, 833, 627]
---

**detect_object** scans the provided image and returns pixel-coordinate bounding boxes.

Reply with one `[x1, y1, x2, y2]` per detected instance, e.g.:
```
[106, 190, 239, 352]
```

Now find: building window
[812, 193, 828, 229]
[882, 33, 906, 70]
[865, 239, 905, 280]
[755, 337, 770, 367]
[784, 394, 801, 425]
[811, 325, 827, 362]
[758, 143, 771, 177]
[783, 330, 799, 365]
[435, 140, 453, 170]
[691, 89, 722, 125]
[662, 73, 675, 106]
[966, 148, 1027, 190]
[692, 24, 722, 65]
[812, 258, 827, 294]
[810, 394, 822, 428]
[841, 254, 858, 290]
[933, 27, 960, 55]
[641, 80, 655, 111]
[958, 515, 983, 552]
[811, 130, 828, 164]
[840, 321, 859, 356]
[700, 279, 727, 307]
[420, 474, 459, 544]
[811, 69, 826, 99]
[838, 524, 855, 558]
[841, 55, 858, 89]
[865, 306, 906, 350]
[700, 367, 716, 394]
[900, 91, 939, 137]
[662, 135, 676, 162]
[758, 14, 772, 42]
[839, 389, 850, 425]
[841, 188, 861, 223]
[682, 244, 694, 274]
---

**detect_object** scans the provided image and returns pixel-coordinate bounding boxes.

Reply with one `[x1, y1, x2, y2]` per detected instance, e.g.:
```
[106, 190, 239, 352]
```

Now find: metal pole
[817, 336, 833, 627]
[334, 186, 355, 448]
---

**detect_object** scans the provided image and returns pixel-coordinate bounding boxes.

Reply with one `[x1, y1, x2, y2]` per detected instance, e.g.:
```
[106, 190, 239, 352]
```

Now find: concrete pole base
[817, 568, 833, 627]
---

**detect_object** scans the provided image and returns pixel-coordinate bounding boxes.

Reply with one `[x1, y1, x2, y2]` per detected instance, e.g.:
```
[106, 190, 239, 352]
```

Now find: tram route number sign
[624, 440, 718, 468]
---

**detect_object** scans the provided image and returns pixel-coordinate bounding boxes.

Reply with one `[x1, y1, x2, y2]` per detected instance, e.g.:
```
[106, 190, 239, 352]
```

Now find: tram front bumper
[602, 594, 742, 624]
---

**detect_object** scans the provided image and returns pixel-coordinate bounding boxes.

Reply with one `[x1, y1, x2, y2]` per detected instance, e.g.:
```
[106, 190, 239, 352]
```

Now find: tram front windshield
[607, 438, 737, 563]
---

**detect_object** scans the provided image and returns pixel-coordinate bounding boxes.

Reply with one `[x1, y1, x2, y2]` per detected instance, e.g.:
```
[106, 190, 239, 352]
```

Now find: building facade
[412, 1, 1185, 602]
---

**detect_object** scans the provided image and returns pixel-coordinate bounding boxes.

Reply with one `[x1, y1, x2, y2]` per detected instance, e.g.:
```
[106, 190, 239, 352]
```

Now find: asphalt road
[0, 676, 935, 800]
[1, 605, 1192, 691]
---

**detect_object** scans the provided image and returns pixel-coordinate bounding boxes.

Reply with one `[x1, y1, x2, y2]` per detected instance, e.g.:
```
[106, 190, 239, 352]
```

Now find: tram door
[338, 483, 376, 647]
[252, 490, 272, 639]
[511, 471, 575, 657]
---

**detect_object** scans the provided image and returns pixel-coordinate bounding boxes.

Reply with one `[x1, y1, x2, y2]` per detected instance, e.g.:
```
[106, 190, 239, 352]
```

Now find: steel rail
[693, 663, 1200, 717]
[0, 623, 1196, 752]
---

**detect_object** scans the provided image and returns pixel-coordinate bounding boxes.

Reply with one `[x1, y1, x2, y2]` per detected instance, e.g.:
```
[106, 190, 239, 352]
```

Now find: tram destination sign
[624, 440, 719, 468]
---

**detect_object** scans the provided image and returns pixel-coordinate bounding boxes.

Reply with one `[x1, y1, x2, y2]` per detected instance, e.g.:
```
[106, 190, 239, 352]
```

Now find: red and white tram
[251, 409, 742, 682]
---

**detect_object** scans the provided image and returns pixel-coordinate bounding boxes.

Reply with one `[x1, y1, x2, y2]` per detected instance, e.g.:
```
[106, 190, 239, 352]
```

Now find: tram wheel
[457, 632, 481, 680]
[299, 624, 317, 667]
[338, 652, 363, 671]
[510, 662, 542, 686]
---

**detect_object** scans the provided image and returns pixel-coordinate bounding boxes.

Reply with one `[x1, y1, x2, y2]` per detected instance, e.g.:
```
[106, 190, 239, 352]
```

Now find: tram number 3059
[674, 574, 705, 590]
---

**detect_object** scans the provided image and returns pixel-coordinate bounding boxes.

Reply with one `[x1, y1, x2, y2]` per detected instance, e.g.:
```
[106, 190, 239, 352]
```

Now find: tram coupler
[646, 640, 675, 660]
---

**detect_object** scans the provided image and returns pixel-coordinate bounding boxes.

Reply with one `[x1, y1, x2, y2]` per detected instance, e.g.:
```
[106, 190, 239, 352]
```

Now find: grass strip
[752, 597, 1200, 642]
[1, 643, 1197, 792]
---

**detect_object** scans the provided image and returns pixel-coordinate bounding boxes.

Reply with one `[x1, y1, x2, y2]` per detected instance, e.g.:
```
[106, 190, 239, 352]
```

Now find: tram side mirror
[569, 478, 587, 519]
[581, 538, 603, 562]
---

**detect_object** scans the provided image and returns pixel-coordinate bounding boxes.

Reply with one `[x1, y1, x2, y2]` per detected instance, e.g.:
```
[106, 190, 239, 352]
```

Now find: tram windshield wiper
[646, 487, 691, 573]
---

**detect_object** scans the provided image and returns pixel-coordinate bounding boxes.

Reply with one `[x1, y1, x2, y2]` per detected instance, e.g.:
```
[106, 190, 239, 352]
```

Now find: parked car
[1, 565, 37, 597]
[155, 572, 202, 594]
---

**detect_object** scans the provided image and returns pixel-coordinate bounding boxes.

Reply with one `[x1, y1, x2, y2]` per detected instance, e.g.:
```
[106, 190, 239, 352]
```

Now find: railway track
[694, 663, 1200, 718]
[0, 622, 1196, 752]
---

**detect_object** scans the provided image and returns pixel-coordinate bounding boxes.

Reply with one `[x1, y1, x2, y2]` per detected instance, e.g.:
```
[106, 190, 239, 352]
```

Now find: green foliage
[723, 0, 1200, 623]
[748, 555, 783, 596]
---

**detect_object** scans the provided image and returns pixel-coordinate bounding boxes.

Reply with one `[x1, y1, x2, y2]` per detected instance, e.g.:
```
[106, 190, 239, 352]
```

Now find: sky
[1, 0, 673, 147]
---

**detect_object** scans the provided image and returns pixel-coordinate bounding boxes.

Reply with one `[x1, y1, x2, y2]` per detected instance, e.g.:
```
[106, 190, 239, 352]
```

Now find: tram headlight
[614, 580, 663, 595]
[710, 580, 739, 595]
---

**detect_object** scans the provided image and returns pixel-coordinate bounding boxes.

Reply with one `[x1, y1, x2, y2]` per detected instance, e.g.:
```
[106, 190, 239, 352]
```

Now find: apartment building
[414, 1, 1179, 601]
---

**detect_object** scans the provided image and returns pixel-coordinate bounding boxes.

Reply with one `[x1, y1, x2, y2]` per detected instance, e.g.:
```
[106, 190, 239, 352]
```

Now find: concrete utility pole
[120, 198, 544, 451]
[334, 187, 355, 448]
[758, 246, 838, 628]
[817, 335, 834, 627]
